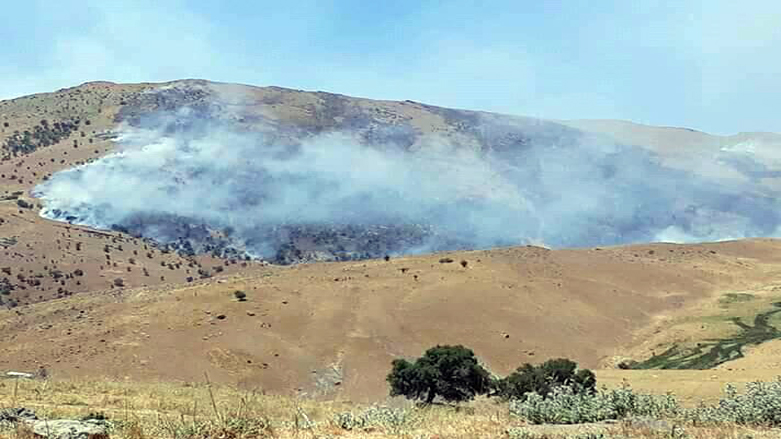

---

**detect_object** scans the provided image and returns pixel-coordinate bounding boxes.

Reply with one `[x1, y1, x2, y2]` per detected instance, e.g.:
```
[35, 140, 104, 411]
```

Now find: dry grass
[1, 378, 781, 438]
[0, 377, 513, 438]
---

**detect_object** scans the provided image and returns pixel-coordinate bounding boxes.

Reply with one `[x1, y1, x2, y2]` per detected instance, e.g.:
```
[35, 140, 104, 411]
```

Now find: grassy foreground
[1, 377, 780, 438]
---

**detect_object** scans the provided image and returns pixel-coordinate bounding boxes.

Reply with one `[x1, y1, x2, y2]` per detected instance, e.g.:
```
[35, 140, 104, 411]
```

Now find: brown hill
[4, 239, 781, 402]
[0, 79, 573, 305]
[3, 79, 780, 306]
[4, 80, 781, 403]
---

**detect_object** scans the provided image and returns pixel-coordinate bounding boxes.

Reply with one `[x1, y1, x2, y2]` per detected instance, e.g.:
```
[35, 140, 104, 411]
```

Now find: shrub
[387, 345, 492, 403]
[496, 358, 596, 401]
[683, 378, 781, 426]
[510, 376, 781, 427]
[334, 406, 415, 433]
[234, 290, 247, 301]
[509, 382, 681, 425]
[80, 411, 109, 421]
[156, 416, 272, 438]
[507, 429, 608, 439]
[15, 199, 32, 209]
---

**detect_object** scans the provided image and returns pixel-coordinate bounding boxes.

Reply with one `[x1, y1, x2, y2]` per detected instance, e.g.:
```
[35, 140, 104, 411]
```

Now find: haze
[2, 1, 780, 134]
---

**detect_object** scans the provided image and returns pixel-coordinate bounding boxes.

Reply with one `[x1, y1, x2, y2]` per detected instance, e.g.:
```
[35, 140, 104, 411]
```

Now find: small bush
[234, 290, 247, 301]
[334, 406, 416, 433]
[507, 428, 608, 439]
[683, 378, 781, 426]
[80, 411, 109, 421]
[156, 416, 272, 439]
[509, 383, 681, 424]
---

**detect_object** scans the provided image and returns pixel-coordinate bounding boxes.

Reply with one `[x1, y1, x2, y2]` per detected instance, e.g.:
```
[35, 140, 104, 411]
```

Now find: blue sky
[1, 0, 779, 134]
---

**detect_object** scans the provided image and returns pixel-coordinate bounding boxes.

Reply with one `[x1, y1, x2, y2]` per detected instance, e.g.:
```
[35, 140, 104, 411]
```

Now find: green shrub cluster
[495, 358, 596, 401]
[683, 378, 781, 427]
[509, 383, 681, 425]
[387, 345, 594, 405]
[510, 376, 781, 429]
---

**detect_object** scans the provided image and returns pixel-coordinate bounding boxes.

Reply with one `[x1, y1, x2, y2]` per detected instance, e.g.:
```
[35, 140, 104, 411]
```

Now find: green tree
[495, 358, 596, 400]
[386, 345, 492, 404]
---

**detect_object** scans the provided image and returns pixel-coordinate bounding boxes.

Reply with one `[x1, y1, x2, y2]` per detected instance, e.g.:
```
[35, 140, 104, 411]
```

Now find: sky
[1, 0, 779, 135]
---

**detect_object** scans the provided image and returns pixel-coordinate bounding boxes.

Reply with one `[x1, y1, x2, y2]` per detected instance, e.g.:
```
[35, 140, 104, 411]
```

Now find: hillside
[3, 80, 781, 404]
[4, 239, 781, 402]
[4, 79, 781, 308]
[561, 118, 781, 186]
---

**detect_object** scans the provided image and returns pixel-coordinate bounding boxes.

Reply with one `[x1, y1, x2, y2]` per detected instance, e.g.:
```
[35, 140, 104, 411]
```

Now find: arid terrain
[5, 238, 781, 404]
[3, 80, 781, 413]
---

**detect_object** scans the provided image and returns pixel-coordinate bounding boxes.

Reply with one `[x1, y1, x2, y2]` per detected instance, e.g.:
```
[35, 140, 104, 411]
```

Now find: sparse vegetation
[0, 278, 12, 296]
[509, 375, 781, 433]
[3, 376, 781, 438]
[632, 301, 781, 369]
[234, 290, 247, 301]
[334, 405, 417, 433]
[719, 293, 756, 306]
[2, 119, 80, 156]
[510, 382, 681, 425]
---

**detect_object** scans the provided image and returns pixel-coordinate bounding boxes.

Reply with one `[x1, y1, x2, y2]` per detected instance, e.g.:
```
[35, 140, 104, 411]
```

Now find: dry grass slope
[5, 240, 781, 403]
[5, 80, 781, 437]
[3, 377, 781, 438]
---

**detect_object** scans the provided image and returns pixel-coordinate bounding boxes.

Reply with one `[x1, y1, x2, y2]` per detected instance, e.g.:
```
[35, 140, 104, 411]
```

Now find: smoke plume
[32, 102, 781, 263]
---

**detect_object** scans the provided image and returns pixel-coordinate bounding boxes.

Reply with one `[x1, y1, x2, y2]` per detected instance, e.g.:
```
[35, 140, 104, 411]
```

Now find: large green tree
[386, 345, 492, 404]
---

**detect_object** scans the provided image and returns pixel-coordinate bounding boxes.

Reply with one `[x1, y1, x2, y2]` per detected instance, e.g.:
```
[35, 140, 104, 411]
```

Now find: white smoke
[32, 106, 781, 261]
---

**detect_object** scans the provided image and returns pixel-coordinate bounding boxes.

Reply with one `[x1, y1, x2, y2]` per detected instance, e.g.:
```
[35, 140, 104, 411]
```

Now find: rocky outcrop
[0, 408, 109, 439]
[29, 419, 109, 439]
[0, 407, 38, 423]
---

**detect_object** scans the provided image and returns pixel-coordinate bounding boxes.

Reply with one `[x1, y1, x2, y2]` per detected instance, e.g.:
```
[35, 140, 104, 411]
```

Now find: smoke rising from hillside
[33, 107, 781, 262]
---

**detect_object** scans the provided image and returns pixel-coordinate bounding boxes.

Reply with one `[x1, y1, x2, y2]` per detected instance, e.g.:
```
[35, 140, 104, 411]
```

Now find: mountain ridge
[4, 80, 781, 401]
